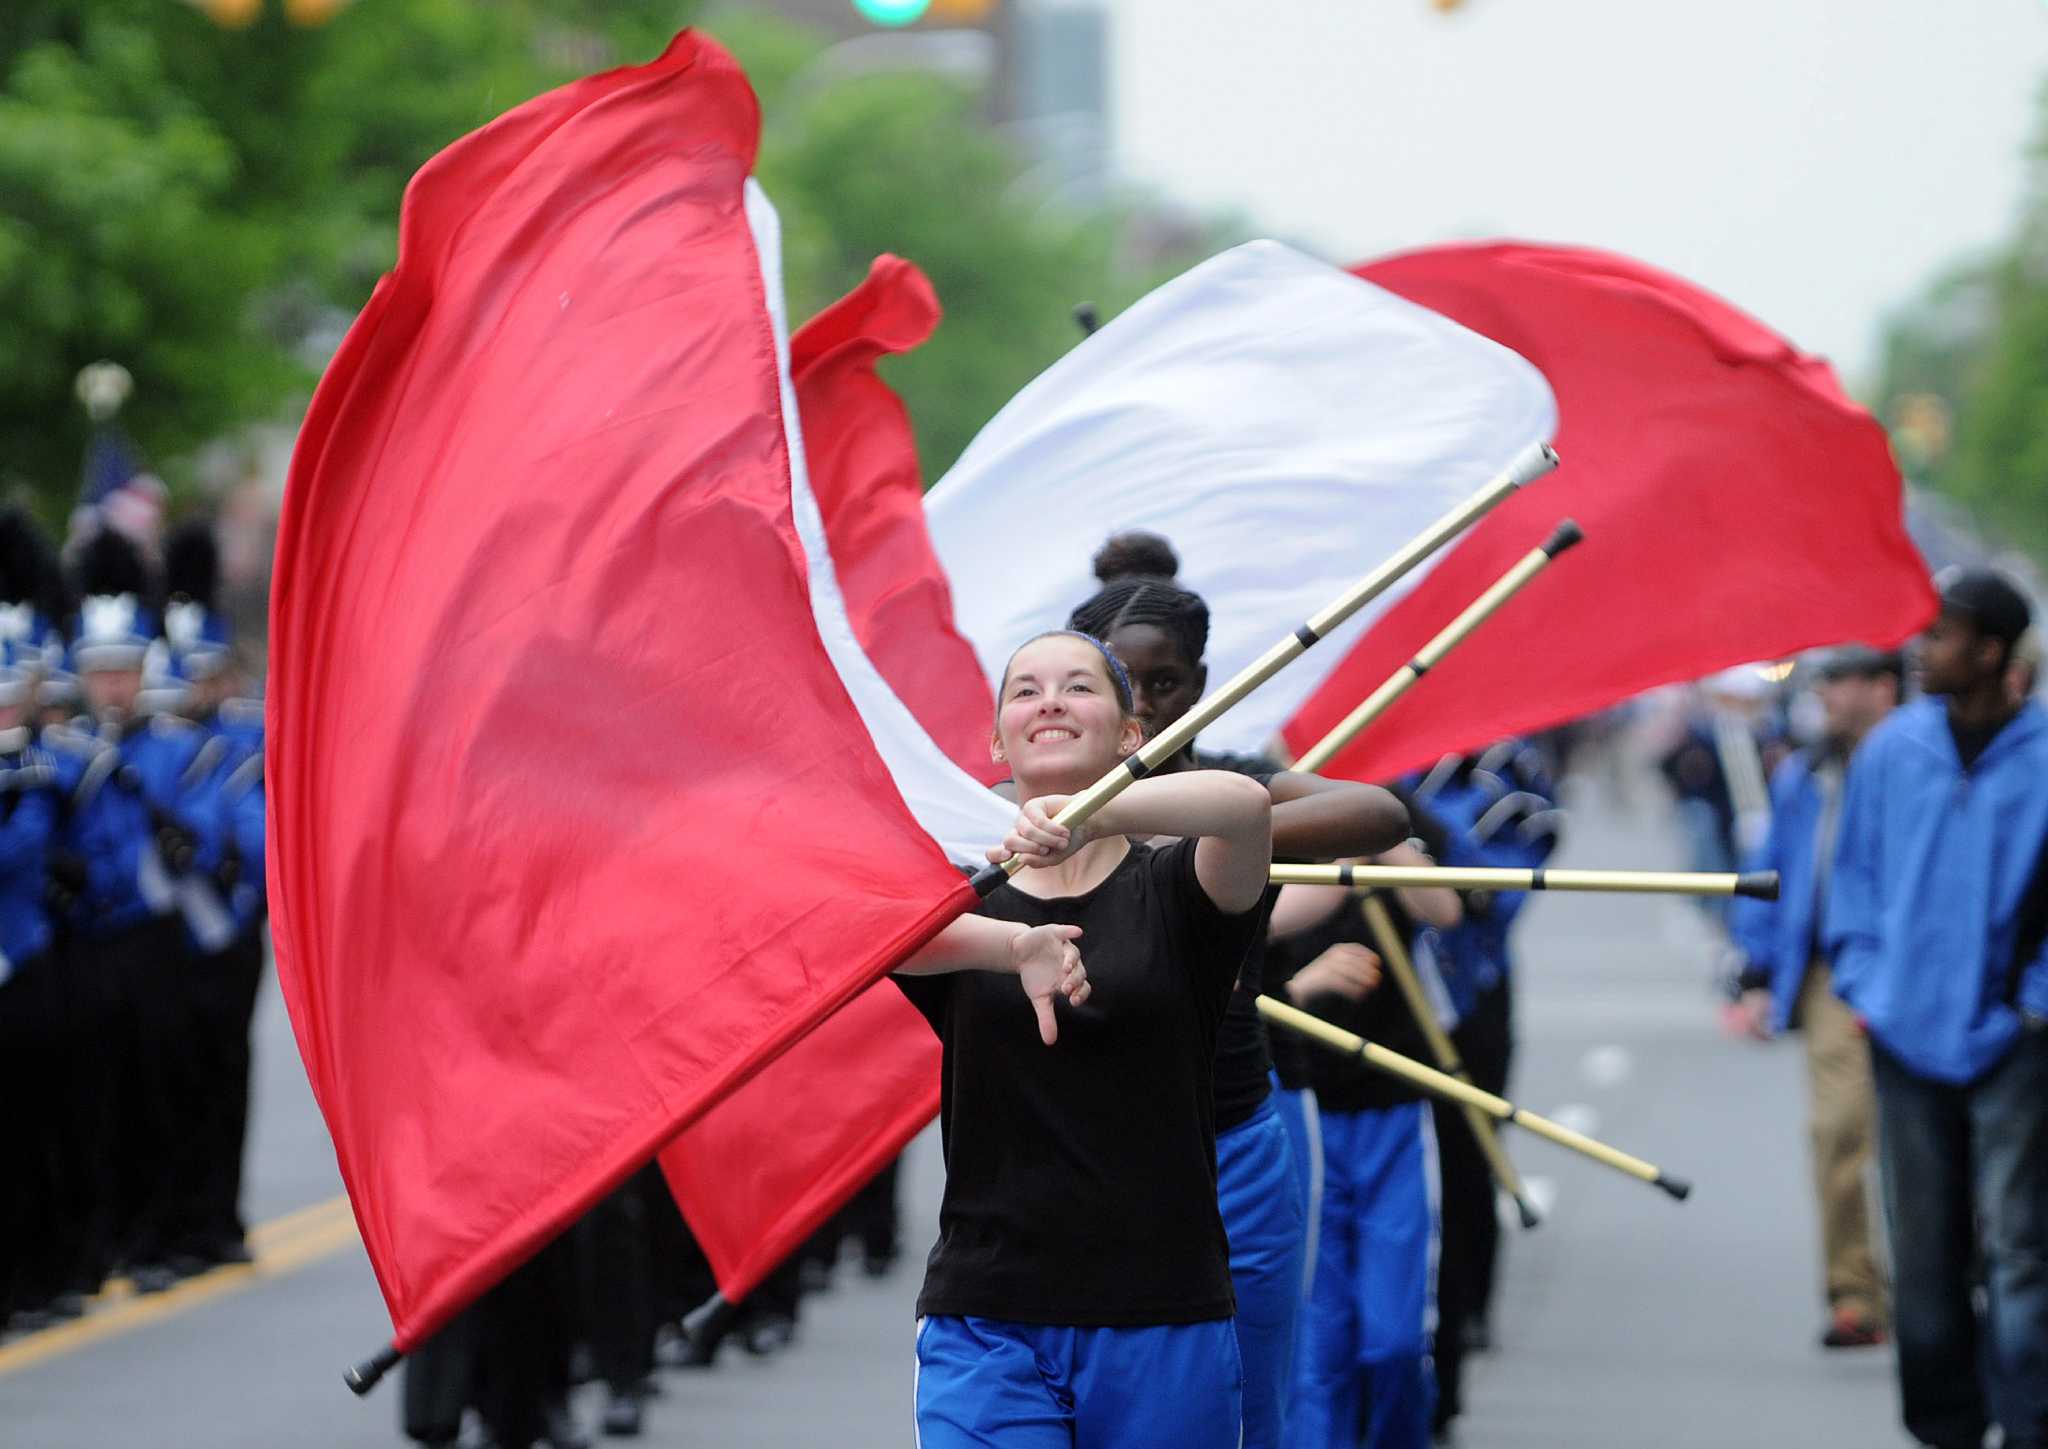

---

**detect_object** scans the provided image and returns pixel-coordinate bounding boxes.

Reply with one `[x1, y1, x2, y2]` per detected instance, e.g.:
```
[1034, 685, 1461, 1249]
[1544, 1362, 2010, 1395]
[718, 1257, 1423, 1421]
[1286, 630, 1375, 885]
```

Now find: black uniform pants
[470, 1232, 577, 1449]
[0, 951, 62, 1312]
[99, 917, 208, 1267]
[579, 1164, 660, 1391]
[1431, 977, 1514, 1425]
[185, 928, 265, 1251]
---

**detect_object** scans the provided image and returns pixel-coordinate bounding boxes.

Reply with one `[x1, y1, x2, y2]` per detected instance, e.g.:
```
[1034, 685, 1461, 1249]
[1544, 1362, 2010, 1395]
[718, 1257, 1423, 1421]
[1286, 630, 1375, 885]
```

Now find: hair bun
[1091, 531, 1179, 584]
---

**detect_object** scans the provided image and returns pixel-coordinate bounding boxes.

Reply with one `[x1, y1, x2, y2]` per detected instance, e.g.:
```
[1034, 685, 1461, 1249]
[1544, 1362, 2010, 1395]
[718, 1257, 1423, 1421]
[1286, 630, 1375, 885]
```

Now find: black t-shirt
[893, 837, 1266, 1325]
[1266, 892, 1432, 1113]
[1194, 749, 1283, 1130]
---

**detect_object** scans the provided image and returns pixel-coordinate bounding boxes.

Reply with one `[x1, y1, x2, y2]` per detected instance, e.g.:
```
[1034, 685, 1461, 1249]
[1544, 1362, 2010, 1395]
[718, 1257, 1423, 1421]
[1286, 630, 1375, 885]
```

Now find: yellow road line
[0, 1195, 361, 1379]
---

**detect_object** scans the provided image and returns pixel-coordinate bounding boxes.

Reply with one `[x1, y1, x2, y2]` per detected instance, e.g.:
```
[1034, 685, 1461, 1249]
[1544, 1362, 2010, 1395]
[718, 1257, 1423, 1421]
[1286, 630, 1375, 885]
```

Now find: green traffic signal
[853, 0, 932, 25]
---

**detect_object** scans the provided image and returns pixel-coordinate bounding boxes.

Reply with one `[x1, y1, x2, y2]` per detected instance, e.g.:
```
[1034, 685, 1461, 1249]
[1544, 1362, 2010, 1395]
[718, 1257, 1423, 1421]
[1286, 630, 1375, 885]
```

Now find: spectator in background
[1826, 569, 2048, 1449]
[1728, 646, 1900, 1350]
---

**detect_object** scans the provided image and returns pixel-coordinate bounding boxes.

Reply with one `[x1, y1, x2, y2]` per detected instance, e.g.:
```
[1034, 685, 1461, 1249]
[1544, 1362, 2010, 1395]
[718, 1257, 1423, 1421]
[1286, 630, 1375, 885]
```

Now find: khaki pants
[1798, 962, 1886, 1321]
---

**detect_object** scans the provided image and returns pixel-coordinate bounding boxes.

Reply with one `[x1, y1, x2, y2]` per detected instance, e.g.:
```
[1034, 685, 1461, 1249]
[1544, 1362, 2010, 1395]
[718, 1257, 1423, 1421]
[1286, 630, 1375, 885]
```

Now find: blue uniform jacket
[0, 744, 59, 975]
[1408, 749, 1560, 1019]
[173, 705, 266, 947]
[49, 717, 207, 939]
[1730, 749, 1838, 1033]
[1824, 696, 2048, 1084]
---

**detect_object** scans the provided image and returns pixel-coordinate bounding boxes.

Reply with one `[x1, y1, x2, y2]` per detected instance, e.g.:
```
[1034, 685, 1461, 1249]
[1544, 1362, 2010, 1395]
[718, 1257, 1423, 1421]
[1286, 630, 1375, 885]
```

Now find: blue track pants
[1285, 1102, 1439, 1449]
[1218, 1096, 1306, 1449]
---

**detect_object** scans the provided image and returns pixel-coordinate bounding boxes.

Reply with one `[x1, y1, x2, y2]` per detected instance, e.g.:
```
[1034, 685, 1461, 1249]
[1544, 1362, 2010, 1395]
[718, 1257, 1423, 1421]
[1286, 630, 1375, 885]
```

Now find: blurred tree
[1875, 78, 2048, 562]
[0, 0, 696, 517]
[0, 2, 1212, 517]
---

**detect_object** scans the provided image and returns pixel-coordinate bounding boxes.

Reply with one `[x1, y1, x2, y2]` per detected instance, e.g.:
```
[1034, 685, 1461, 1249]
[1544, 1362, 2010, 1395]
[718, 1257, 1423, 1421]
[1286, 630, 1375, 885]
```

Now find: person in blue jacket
[1824, 569, 2048, 1449]
[1727, 645, 1899, 1351]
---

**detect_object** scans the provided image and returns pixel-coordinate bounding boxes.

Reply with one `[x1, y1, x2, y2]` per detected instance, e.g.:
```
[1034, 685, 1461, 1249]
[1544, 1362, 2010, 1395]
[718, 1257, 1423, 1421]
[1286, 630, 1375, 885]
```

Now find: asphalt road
[0, 761, 1911, 1448]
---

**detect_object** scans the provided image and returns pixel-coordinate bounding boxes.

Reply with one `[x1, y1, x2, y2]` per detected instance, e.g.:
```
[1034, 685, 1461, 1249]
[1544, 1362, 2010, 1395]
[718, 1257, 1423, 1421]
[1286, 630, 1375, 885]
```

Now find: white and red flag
[268, 32, 1005, 1350]
[659, 243, 1560, 1300]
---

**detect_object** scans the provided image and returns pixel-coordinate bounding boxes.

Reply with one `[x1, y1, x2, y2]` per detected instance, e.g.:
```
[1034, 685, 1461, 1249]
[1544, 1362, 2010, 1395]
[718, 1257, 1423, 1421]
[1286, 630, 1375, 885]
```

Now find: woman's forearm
[1089, 770, 1271, 847]
[1267, 773, 1408, 859]
[896, 913, 1025, 976]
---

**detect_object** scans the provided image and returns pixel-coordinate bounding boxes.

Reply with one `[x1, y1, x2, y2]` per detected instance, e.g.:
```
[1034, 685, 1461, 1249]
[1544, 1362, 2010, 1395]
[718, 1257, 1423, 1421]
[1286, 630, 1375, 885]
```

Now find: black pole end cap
[967, 862, 1008, 898]
[1655, 1172, 1693, 1202]
[1542, 518, 1586, 557]
[1072, 302, 1100, 337]
[1514, 1196, 1543, 1230]
[1735, 870, 1780, 901]
[345, 1343, 402, 1397]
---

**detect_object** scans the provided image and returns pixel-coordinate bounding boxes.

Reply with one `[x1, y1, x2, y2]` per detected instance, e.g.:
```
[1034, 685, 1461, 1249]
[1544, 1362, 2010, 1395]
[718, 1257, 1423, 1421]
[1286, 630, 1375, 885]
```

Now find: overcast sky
[1105, 0, 2048, 389]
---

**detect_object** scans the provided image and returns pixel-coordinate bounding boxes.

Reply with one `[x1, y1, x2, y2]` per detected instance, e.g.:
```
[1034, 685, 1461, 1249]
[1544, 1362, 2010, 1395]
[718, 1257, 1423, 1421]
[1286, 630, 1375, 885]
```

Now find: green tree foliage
[0, 0, 696, 516]
[1876, 80, 2048, 562]
[0, 3, 1207, 518]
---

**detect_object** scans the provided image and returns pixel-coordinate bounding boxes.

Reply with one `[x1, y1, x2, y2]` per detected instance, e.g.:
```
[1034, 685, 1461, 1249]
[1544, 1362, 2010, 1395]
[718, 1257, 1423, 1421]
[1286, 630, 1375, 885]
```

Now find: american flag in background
[71, 419, 167, 557]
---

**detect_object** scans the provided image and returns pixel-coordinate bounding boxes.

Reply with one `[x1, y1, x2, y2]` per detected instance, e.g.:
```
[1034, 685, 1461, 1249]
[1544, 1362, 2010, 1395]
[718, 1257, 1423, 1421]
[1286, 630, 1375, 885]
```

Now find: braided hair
[1067, 578, 1210, 673]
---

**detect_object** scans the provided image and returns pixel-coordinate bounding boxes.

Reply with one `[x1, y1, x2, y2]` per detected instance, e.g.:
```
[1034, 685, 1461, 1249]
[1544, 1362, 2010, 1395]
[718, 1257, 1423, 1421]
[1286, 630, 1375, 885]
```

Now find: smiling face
[1105, 622, 1206, 743]
[993, 634, 1144, 793]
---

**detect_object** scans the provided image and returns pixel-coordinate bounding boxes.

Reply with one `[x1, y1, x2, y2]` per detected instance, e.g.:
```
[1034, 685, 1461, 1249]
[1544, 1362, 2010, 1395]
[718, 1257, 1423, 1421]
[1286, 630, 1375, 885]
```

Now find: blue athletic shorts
[915, 1313, 1242, 1448]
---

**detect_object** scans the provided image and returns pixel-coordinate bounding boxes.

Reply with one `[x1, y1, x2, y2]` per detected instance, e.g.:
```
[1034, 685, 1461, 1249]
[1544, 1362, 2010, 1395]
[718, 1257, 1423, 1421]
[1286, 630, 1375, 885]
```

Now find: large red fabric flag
[793, 255, 999, 783]
[1282, 242, 1936, 779]
[659, 259, 964, 1301]
[267, 32, 983, 1350]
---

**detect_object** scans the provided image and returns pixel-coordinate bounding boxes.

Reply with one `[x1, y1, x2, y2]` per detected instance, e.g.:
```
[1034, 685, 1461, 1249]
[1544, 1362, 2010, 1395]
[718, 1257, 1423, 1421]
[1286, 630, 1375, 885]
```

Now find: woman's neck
[1005, 761, 1135, 899]
[1004, 831, 1132, 900]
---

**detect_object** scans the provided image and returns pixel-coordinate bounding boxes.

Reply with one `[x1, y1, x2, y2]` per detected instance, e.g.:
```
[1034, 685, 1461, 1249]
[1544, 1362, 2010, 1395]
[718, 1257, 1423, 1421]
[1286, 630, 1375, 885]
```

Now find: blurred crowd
[396, 1152, 906, 1447]
[1663, 568, 2047, 1449]
[0, 511, 267, 1325]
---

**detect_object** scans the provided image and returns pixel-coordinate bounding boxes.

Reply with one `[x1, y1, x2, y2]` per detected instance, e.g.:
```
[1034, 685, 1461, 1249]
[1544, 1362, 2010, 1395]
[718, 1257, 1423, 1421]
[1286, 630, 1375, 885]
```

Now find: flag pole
[969, 440, 1560, 894]
[1292, 518, 1583, 775]
[1271, 863, 1781, 900]
[1256, 995, 1691, 1201]
[1354, 893, 1543, 1229]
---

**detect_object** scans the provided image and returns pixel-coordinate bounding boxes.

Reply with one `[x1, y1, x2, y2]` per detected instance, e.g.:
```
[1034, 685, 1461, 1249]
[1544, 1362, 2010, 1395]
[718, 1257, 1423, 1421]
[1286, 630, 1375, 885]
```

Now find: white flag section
[745, 180, 1012, 864]
[925, 241, 1558, 756]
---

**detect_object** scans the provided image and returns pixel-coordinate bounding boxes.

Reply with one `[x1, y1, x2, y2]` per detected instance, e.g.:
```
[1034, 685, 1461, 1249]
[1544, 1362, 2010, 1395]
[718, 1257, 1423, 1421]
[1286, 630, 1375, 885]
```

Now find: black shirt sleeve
[1154, 835, 1270, 1030]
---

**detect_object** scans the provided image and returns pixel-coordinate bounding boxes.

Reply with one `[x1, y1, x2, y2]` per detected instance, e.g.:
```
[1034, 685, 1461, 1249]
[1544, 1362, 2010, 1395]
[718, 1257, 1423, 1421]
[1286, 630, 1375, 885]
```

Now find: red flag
[1282, 242, 1936, 779]
[793, 255, 999, 783]
[267, 32, 981, 1350]
[658, 258, 969, 1301]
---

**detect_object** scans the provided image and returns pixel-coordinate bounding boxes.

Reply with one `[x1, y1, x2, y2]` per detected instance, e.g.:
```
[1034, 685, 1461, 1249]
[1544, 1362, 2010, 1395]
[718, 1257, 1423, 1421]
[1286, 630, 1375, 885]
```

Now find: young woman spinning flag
[893, 628, 1274, 1449]
[1069, 540, 1410, 1449]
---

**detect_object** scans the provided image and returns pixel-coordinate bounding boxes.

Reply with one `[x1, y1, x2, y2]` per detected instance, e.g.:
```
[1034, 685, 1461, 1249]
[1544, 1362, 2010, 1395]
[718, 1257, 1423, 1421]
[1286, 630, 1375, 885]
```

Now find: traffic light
[187, 0, 263, 26]
[850, 0, 997, 26]
[284, 0, 355, 24]
[853, 0, 931, 24]
[184, 0, 355, 26]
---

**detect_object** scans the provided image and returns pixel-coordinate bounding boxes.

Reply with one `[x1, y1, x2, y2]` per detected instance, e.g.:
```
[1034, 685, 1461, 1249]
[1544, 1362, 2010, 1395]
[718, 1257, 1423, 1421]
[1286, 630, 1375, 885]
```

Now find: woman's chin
[1013, 745, 1116, 792]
